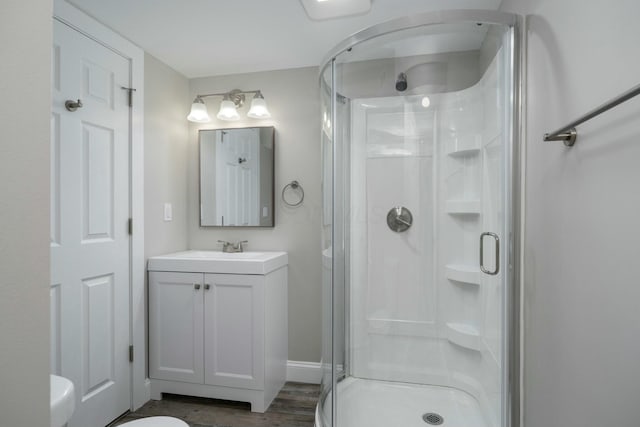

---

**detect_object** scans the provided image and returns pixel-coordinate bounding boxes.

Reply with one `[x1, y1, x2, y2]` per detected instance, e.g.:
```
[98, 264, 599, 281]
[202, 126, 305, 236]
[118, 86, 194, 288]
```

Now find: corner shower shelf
[445, 200, 481, 215]
[446, 147, 480, 157]
[445, 264, 481, 285]
[446, 322, 481, 351]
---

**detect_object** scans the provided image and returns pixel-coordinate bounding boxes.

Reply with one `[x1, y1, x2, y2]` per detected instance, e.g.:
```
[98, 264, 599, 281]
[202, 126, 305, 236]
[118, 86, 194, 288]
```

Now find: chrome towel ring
[282, 180, 304, 207]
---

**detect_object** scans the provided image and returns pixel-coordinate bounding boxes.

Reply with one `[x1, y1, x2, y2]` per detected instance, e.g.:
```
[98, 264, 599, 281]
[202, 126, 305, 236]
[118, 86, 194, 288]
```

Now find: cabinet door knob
[194, 283, 201, 290]
[204, 284, 211, 290]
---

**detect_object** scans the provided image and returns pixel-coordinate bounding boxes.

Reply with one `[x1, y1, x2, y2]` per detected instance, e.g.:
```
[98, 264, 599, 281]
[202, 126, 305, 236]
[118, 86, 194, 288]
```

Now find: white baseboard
[286, 360, 322, 384]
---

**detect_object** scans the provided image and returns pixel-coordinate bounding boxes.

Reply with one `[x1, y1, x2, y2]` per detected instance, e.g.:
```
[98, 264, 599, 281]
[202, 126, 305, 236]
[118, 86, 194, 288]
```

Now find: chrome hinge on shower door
[128, 218, 133, 235]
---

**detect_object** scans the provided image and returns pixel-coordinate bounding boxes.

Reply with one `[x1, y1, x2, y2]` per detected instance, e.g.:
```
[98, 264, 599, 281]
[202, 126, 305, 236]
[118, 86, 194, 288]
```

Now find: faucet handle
[237, 240, 248, 251]
[219, 240, 233, 253]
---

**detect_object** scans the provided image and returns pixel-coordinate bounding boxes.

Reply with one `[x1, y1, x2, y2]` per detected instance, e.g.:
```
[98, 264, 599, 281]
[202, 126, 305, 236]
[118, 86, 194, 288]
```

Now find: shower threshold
[316, 378, 489, 427]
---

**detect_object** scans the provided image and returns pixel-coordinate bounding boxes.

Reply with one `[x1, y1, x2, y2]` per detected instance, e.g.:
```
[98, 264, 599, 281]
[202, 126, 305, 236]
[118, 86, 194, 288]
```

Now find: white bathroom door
[50, 20, 131, 427]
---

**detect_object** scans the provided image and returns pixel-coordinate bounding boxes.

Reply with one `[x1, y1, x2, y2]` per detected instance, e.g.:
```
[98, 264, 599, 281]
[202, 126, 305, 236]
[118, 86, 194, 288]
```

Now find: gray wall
[499, 1, 640, 426]
[188, 67, 322, 362]
[143, 53, 190, 381]
[144, 53, 190, 258]
[0, 1, 52, 426]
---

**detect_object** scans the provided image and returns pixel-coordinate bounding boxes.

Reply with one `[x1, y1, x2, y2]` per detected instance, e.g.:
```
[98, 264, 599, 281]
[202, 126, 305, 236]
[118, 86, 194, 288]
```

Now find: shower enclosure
[318, 10, 520, 427]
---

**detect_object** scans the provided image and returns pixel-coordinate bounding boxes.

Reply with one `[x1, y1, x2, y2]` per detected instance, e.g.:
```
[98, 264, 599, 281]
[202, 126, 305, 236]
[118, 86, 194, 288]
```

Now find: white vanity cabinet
[147, 251, 288, 413]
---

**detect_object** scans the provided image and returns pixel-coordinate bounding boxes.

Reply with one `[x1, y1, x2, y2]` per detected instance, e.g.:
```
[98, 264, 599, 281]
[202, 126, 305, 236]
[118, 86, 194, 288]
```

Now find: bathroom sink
[180, 250, 266, 259]
[148, 250, 288, 275]
[51, 375, 75, 427]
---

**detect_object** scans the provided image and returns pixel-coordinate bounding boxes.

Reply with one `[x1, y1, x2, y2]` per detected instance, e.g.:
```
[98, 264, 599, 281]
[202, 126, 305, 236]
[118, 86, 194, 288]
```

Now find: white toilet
[118, 417, 189, 427]
[50, 375, 75, 427]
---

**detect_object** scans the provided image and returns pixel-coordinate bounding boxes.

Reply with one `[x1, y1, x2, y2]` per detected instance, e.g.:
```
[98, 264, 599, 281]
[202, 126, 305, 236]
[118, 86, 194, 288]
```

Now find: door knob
[65, 99, 83, 112]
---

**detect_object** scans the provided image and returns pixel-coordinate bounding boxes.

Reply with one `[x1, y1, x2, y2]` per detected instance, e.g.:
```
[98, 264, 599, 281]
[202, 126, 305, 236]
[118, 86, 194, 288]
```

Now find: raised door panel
[50, 283, 62, 375]
[149, 272, 204, 384]
[82, 123, 114, 241]
[204, 273, 264, 390]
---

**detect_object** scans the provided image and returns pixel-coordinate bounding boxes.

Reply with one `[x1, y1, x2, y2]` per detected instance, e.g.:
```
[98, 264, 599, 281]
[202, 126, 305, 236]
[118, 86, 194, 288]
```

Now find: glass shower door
[318, 12, 518, 427]
[319, 61, 349, 427]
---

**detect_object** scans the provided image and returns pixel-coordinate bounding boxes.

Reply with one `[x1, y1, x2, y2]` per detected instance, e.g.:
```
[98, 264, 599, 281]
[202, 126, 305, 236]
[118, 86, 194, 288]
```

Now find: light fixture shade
[216, 99, 240, 121]
[247, 96, 271, 119]
[187, 98, 211, 123]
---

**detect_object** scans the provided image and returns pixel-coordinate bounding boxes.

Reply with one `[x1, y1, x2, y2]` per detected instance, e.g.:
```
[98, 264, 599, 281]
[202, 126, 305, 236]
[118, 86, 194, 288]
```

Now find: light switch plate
[164, 203, 173, 221]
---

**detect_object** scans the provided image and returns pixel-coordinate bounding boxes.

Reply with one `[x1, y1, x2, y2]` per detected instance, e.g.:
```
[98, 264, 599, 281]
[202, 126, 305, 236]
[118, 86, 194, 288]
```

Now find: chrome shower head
[395, 72, 408, 92]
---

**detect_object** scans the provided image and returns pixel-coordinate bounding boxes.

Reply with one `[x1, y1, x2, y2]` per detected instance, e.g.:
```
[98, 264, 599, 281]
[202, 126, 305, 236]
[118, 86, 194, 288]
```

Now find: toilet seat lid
[119, 416, 189, 427]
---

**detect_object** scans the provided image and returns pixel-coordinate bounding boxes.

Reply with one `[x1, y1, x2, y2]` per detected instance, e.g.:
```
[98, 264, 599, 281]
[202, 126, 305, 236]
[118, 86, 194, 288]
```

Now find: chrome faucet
[218, 240, 248, 253]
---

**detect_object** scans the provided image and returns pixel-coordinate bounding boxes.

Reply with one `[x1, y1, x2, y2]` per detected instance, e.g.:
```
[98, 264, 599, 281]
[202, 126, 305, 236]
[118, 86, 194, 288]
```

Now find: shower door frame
[319, 9, 523, 427]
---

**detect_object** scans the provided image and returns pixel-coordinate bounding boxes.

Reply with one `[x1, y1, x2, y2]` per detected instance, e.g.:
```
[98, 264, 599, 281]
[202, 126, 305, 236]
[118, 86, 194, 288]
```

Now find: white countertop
[148, 250, 288, 275]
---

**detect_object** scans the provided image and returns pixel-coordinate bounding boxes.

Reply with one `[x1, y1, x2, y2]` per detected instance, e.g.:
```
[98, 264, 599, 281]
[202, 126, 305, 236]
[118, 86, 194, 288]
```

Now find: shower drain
[422, 412, 444, 425]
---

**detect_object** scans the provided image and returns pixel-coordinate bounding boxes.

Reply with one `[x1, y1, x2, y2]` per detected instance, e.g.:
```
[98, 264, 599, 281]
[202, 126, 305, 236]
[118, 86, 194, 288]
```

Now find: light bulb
[421, 96, 431, 108]
[247, 93, 271, 119]
[216, 99, 240, 121]
[187, 98, 211, 123]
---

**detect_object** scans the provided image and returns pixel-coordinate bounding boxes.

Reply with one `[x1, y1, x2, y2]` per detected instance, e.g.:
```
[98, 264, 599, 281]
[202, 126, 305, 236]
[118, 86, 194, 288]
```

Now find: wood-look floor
[108, 382, 320, 427]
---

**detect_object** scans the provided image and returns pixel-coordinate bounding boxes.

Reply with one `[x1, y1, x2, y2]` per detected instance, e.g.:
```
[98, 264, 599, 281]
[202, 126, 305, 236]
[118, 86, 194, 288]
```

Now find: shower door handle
[479, 232, 500, 275]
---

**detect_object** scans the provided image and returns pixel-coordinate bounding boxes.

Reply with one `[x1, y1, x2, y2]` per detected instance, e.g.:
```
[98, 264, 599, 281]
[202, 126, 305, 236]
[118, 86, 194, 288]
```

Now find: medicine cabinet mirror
[199, 127, 275, 227]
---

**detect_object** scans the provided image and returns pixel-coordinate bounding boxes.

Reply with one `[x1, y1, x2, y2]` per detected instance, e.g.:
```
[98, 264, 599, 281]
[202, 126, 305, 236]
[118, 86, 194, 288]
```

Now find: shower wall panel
[349, 100, 442, 385]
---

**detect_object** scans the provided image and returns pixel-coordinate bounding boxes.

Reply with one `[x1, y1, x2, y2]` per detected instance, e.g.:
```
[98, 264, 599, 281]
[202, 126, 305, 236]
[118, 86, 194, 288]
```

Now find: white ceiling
[66, 0, 502, 78]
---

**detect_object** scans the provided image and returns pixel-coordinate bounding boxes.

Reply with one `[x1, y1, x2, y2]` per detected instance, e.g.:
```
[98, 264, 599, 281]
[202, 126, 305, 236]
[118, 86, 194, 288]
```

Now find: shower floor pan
[316, 377, 488, 427]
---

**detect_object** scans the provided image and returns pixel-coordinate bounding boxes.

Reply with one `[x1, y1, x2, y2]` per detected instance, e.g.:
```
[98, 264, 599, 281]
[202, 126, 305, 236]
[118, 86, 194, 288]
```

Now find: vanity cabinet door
[149, 272, 204, 384]
[204, 273, 265, 390]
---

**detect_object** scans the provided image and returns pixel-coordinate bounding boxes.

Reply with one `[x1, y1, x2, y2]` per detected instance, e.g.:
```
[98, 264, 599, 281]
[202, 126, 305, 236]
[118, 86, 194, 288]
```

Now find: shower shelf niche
[445, 322, 481, 351]
[445, 200, 481, 214]
[445, 264, 481, 285]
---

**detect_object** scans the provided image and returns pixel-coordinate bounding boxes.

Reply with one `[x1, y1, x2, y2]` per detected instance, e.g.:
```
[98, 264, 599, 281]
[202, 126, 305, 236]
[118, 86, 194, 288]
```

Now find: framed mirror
[199, 126, 275, 227]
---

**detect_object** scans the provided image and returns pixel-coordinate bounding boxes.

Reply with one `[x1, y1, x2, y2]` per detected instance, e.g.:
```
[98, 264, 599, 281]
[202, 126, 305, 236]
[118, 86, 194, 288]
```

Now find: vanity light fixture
[187, 89, 271, 122]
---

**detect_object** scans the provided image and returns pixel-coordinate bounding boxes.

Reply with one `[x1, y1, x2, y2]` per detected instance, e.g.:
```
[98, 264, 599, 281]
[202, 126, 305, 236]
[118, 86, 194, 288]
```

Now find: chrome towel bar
[543, 82, 640, 146]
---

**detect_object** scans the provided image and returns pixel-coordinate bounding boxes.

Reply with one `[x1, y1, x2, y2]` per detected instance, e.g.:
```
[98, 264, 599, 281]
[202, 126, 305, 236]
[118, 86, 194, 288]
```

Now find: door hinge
[129, 345, 134, 363]
[121, 86, 137, 107]
[128, 218, 133, 235]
